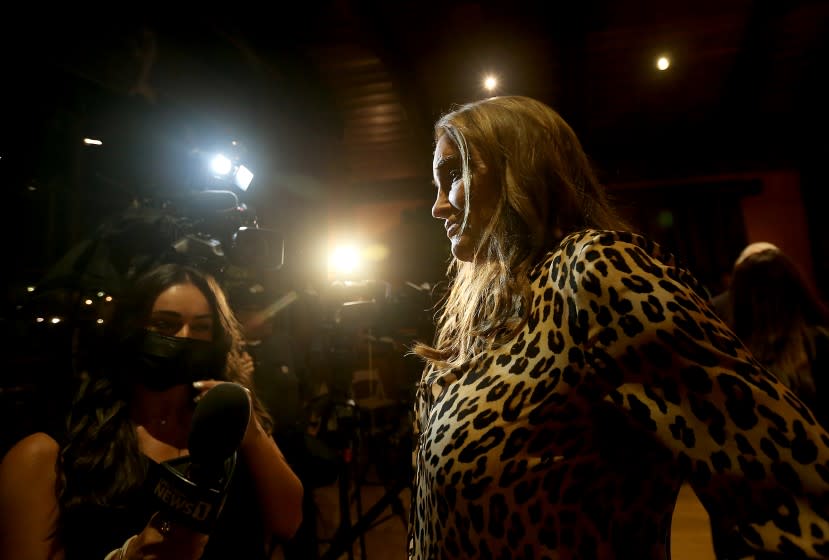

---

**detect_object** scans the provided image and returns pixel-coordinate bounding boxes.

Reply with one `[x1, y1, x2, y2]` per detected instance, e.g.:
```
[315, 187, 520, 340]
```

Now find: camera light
[329, 245, 361, 277]
[210, 154, 233, 176]
[235, 165, 254, 191]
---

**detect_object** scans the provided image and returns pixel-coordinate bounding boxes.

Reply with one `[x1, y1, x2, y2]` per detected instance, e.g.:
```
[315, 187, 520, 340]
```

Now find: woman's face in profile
[431, 133, 500, 262]
[146, 282, 215, 341]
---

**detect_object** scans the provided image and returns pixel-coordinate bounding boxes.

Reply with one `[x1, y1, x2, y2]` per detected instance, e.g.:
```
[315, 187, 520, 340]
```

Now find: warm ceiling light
[656, 56, 671, 71]
[83, 138, 103, 146]
[483, 75, 498, 92]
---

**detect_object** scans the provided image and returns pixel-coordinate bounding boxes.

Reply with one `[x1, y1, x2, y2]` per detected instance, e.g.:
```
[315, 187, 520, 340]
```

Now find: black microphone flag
[146, 383, 251, 533]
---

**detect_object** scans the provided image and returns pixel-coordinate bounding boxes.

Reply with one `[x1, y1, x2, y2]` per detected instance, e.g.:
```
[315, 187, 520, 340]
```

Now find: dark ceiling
[2, 0, 829, 286]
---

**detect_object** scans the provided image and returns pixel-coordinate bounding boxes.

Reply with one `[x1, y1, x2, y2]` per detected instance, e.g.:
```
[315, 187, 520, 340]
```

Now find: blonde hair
[415, 96, 627, 369]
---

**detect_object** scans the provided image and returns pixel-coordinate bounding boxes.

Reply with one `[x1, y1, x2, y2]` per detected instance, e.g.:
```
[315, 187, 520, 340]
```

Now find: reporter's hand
[122, 512, 208, 560]
[237, 351, 256, 381]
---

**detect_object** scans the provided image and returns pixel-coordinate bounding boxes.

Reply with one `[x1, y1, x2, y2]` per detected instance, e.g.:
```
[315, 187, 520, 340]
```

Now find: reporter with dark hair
[0, 263, 303, 559]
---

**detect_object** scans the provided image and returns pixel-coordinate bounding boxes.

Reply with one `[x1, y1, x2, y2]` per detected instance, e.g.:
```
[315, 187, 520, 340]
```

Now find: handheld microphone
[146, 383, 251, 533]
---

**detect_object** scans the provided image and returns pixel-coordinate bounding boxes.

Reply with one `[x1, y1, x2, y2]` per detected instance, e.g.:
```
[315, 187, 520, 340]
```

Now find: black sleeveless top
[61, 455, 267, 559]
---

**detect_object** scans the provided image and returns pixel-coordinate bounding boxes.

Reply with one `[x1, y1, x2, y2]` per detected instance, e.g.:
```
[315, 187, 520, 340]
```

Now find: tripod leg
[354, 473, 366, 559]
[318, 476, 409, 560]
[337, 462, 354, 560]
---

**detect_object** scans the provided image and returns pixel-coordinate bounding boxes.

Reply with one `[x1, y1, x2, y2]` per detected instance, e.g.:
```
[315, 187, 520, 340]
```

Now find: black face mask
[124, 330, 227, 392]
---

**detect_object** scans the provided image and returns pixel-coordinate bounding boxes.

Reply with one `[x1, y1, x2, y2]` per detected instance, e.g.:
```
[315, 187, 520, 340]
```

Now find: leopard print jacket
[409, 229, 829, 559]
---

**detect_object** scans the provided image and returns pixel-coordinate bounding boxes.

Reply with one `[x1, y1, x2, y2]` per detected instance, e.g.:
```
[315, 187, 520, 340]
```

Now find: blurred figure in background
[710, 241, 780, 326]
[727, 243, 829, 427]
[231, 281, 336, 560]
[709, 242, 829, 560]
[231, 282, 305, 459]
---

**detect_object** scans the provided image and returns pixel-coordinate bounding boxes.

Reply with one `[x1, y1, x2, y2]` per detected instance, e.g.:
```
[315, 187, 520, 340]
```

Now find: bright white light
[656, 56, 671, 71]
[329, 245, 361, 277]
[210, 154, 233, 175]
[84, 299, 93, 305]
[97, 318, 104, 324]
[26, 286, 35, 292]
[50, 317, 62, 324]
[83, 138, 102, 146]
[235, 165, 254, 191]
[484, 75, 498, 92]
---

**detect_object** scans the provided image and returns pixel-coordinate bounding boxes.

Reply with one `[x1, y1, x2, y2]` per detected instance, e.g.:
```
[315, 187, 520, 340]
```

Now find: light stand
[314, 299, 410, 560]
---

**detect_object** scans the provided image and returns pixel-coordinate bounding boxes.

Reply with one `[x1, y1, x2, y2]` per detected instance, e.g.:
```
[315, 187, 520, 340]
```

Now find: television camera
[14, 186, 283, 387]
[43, 187, 281, 292]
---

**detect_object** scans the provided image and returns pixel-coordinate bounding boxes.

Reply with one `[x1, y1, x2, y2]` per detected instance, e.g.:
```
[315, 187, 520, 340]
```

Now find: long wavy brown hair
[56, 263, 271, 523]
[414, 96, 628, 370]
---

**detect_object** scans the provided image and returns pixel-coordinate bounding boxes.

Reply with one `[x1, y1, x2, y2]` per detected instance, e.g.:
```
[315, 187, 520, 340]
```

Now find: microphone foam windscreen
[188, 383, 250, 466]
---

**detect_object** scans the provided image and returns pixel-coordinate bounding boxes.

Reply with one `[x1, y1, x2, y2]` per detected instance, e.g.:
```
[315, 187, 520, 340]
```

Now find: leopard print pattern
[409, 229, 829, 559]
